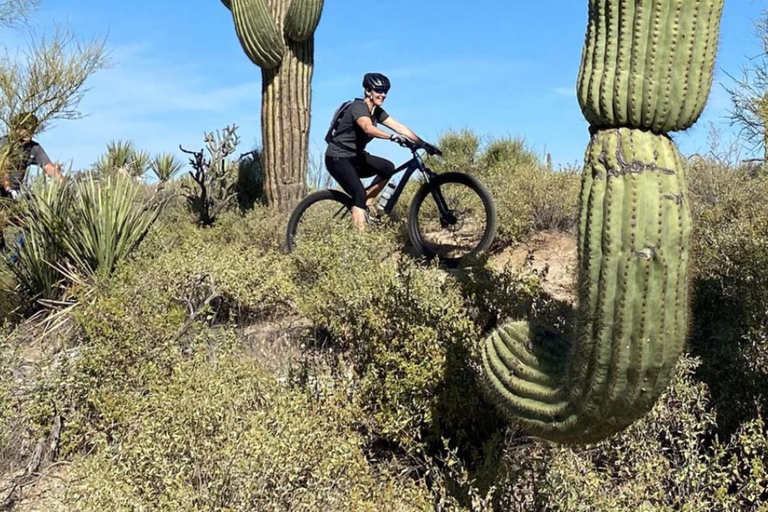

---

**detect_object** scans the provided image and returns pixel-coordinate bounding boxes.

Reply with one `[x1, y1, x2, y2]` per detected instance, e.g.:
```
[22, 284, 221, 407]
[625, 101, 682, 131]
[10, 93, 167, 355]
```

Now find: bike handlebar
[391, 136, 443, 157]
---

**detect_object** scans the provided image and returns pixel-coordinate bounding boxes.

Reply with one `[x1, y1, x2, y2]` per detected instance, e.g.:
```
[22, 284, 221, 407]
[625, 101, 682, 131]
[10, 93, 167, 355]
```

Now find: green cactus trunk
[482, 0, 723, 443]
[261, 37, 313, 209]
[222, 0, 324, 211]
[483, 128, 691, 443]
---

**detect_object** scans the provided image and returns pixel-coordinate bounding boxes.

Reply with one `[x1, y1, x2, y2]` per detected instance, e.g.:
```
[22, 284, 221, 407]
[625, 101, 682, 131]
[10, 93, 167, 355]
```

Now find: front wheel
[408, 172, 496, 267]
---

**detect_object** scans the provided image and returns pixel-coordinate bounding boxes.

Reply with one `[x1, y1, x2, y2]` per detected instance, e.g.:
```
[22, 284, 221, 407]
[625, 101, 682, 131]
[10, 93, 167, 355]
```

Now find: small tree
[725, 7, 768, 166]
[0, 1, 108, 174]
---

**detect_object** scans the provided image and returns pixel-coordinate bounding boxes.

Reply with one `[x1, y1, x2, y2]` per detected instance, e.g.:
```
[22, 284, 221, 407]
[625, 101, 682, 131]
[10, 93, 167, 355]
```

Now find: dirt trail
[490, 230, 578, 306]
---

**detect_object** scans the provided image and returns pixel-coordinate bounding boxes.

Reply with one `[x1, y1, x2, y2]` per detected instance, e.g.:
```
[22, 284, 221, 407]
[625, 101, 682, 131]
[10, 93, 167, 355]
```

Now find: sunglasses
[372, 87, 389, 95]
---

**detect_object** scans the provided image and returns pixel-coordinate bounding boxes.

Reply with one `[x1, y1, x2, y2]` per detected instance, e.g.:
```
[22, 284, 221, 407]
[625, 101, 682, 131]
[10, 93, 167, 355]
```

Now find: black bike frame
[374, 151, 451, 217]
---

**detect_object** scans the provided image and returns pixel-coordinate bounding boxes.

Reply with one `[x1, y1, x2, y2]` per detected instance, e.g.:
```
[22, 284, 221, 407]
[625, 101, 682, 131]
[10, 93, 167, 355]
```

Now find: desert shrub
[236, 148, 264, 210]
[478, 136, 541, 172]
[425, 128, 482, 174]
[490, 356, 768, 512]
[686, 159, 768, 436]
[480, 162, 580, 248]
[290, 229, 504, 461]
[65, 353, 435, 512]
[29, 287, 189, 456]
[137, 237, 297, 323]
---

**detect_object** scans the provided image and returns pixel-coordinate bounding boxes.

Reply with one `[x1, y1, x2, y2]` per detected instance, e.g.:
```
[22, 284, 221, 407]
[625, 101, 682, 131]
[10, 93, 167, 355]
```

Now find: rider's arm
[1, 172, 10, 192]
[382, 117, 423, 144]
[42, 162, 64, 184]
[355, 116, 394, 140]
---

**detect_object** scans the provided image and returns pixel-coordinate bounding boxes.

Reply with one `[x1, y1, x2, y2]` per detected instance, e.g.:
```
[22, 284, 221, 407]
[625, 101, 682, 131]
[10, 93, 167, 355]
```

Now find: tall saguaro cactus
[219, 0, 324, 210]
[481, 0, 725, 443]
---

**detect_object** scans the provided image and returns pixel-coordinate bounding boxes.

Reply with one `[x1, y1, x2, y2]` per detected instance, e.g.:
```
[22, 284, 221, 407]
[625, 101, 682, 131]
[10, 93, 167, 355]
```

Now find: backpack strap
[325, 100, 354, 144]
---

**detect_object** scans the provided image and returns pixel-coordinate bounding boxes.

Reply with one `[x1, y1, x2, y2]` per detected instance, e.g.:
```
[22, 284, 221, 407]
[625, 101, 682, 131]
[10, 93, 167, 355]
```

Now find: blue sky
[6, 0, 764, 173]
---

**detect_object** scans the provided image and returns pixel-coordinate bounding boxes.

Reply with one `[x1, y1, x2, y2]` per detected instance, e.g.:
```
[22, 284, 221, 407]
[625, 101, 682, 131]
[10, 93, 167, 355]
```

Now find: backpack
[324, 100, 354, 144]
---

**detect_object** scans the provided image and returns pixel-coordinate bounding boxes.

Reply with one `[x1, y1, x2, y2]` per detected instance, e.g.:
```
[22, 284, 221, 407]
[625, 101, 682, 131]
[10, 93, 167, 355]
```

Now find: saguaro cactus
[219, 0, 324, 211]
[481, 0, 724, 443]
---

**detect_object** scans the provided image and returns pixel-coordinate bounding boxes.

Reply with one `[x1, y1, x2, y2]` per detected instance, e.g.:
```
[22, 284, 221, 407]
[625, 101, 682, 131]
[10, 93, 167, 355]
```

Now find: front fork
[421, 168, 456, 226]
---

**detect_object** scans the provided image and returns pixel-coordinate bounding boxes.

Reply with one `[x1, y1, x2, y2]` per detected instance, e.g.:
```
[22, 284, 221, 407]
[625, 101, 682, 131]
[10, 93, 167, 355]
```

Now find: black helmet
[362, 72, 390, 92]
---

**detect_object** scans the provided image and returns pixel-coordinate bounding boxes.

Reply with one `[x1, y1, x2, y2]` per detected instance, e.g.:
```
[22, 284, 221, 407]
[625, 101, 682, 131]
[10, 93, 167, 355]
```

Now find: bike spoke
[415, 182, 488, 260]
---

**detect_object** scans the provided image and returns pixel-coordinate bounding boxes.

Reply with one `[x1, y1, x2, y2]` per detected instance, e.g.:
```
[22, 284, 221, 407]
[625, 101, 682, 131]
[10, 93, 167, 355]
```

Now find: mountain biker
[325, 72, 432, 228]
[1, 111, 64, 199]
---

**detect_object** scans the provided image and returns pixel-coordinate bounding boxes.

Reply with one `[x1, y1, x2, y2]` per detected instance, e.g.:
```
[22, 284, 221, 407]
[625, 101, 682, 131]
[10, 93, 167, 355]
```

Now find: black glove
[389, 134, 409, 146]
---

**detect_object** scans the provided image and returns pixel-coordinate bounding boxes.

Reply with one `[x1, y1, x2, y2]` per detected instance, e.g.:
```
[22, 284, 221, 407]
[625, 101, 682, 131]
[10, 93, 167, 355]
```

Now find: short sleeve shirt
[0, 136, 52, 189]
[325, 98, 390, 158]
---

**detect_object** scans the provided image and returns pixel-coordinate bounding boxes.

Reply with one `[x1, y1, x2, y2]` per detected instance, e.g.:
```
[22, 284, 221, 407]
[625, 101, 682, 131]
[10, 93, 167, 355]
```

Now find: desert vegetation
[0, 125, 766, 511]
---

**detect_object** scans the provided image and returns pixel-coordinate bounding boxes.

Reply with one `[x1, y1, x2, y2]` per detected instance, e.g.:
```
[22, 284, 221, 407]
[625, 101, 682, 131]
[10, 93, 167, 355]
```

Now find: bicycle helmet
[362, 73, 391, 93]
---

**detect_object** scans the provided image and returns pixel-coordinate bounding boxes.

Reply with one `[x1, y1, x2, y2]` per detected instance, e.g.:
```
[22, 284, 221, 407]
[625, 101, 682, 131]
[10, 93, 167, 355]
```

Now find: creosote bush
[65, 353, 435, 512]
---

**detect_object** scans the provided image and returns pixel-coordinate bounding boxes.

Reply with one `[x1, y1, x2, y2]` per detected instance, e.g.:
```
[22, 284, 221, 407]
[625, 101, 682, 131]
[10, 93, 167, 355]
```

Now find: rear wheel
[407, 172, 496, 267]
[285, 189, 355, 252]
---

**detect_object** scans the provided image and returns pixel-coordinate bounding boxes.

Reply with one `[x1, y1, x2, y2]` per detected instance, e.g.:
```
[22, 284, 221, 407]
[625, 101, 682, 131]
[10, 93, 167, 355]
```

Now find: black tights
[325, 153, 396, 209]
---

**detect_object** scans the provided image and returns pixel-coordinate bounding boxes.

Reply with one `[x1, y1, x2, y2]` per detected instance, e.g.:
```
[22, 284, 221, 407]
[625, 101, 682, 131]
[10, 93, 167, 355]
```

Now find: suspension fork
[421, 168, 456, 225]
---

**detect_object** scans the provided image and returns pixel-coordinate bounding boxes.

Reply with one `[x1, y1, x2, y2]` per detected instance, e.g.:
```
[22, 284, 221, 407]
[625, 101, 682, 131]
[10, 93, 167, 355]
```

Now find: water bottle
[377, 181, 397, 210]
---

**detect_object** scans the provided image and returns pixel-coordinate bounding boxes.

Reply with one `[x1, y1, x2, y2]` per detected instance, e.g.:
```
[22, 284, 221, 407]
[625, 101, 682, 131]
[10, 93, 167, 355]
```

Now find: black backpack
[324, 100, 354, 144]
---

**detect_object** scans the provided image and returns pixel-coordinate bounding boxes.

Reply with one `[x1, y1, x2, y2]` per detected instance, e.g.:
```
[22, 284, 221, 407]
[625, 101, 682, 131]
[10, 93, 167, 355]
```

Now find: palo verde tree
[481, 0, 725, 443]
[725, 6, 768, 166]
[219, 0, 324, 211]
[0, 0, 108, 175]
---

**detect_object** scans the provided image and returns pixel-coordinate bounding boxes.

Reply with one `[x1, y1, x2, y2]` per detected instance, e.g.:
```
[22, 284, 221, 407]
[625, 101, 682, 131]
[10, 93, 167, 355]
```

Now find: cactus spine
[220, 0, 324, 210]
[481, 0, 724, 444]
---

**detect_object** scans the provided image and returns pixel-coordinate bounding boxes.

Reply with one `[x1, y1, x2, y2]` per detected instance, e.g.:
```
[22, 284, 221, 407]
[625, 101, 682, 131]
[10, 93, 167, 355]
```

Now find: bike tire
[407, 172, 497, 267]
[285, 189, 354, 252]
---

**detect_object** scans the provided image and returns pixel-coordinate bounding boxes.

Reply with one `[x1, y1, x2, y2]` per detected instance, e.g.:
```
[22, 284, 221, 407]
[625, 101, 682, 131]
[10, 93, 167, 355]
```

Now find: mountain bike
[285, 138, 497, 267]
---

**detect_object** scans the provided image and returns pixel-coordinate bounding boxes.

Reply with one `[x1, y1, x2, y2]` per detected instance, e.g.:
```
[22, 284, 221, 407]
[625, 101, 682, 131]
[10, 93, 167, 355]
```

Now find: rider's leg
[326, 156, 369, 229]
[359, 154, 397, 208]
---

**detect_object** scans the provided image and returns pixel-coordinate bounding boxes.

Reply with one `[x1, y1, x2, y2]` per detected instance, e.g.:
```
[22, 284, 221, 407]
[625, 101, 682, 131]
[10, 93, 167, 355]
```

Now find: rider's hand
[389, 134, 409, 146]
[8, 189, 20, 200]
[419, 141, 442, 157]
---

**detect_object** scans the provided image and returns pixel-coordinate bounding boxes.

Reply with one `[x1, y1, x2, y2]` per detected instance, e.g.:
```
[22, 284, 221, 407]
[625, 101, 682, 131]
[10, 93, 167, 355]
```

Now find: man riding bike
[325, 72, 436, 228]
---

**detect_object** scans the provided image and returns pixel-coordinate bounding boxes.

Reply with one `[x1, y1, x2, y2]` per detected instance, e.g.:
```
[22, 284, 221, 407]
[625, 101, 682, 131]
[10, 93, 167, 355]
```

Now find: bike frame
[371, 150, 453, 220]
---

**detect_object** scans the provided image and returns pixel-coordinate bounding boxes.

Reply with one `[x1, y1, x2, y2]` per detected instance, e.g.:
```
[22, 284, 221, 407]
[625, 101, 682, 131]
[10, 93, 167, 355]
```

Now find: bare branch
[0, 0, 38, 27]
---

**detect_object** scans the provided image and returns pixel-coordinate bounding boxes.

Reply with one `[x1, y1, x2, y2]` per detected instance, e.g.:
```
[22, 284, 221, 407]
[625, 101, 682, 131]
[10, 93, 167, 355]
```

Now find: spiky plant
[95, 140, 150, 178]
[219, 0, 324, 211]
[481, 0, 725, 443]
[150, 152, 184, 183]
[6, 174, 162, 303]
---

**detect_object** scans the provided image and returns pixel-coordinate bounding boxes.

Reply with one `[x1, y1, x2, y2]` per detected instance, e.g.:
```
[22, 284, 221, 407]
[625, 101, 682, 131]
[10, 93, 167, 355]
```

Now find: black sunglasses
[373, 87, 389, 95]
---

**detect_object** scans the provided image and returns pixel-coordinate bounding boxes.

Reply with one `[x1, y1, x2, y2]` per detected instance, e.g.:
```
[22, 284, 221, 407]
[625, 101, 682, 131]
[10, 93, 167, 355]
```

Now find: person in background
[0, 111, 63, 198]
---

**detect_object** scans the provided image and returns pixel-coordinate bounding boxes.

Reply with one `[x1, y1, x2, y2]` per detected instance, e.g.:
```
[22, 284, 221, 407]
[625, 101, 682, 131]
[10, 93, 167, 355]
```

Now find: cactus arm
[483, 0, 723, 444]
[285, 0, 324, 41]
[228, 0, 285, 69]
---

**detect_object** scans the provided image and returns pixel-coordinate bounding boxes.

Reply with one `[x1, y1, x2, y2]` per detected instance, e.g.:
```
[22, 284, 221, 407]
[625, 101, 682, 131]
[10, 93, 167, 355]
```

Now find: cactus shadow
[687, 277, 768, 439]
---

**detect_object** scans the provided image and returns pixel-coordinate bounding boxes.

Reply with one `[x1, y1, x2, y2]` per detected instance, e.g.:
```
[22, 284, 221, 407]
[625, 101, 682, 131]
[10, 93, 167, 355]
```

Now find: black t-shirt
[325, 98, 390, 158]
[0, 136, 52, 189]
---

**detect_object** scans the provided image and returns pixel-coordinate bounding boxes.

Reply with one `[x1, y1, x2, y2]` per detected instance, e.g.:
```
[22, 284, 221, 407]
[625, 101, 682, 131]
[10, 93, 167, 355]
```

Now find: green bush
[490, 356, 768, 512]
[290, 229, 504, 459]
[65, 353, 435, 512]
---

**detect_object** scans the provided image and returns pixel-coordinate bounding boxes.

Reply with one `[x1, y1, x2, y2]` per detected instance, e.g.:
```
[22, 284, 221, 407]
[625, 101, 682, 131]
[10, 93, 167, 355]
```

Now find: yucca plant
[6, 174, 162, 304]
[94, 140, 150, 178]
[62, 173, 162, 280]
[7, 179, 70, 301]
[150, 152, 184, 183]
